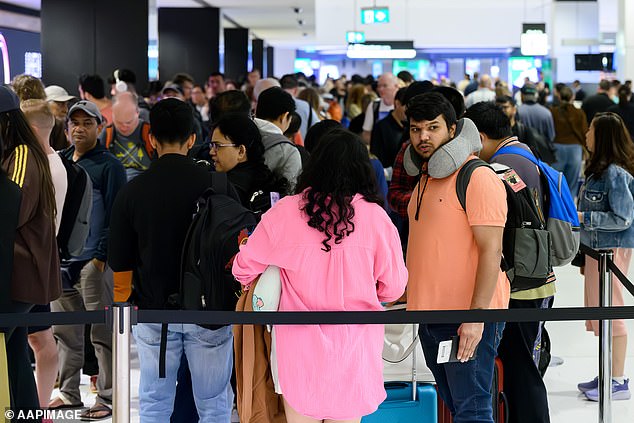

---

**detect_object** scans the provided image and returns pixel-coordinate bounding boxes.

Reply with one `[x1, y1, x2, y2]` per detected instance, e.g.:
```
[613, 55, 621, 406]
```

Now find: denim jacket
[579, 164, 634, 249]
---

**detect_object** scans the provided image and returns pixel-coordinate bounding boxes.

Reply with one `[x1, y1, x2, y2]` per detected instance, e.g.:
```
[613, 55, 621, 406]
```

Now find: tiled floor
[51, 262, 634, 422]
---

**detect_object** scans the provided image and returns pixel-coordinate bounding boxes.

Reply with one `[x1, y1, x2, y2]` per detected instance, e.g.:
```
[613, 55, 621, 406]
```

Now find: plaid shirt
[387, 142, 423, 219]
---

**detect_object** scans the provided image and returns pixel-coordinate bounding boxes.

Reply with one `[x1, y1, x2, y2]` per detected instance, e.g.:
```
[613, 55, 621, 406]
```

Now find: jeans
[133, 323, 234, 423]
[552, 143, 583, 198]
[419, 322, 505, 423]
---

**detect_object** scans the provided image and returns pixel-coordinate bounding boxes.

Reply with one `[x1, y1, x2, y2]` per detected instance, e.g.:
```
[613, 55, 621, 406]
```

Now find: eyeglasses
[210, 142, 237, 151]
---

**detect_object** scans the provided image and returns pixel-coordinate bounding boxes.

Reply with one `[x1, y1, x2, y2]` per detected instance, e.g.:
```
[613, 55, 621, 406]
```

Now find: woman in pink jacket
[233, 128, 408, 423]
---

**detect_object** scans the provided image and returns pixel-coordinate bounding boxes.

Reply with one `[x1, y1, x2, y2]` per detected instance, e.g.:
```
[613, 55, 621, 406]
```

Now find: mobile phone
[436, 336, 478, 363]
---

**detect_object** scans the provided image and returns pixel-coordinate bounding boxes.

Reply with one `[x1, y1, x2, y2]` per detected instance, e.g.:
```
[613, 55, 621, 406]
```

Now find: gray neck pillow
[403, 118, 483, 179]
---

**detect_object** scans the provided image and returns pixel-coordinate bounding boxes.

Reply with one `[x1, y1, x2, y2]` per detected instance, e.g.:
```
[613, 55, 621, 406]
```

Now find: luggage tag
[436, 336, 478, 364]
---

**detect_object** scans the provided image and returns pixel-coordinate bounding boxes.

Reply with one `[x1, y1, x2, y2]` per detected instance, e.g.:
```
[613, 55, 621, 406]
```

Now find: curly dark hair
[296, 128, 382, 252]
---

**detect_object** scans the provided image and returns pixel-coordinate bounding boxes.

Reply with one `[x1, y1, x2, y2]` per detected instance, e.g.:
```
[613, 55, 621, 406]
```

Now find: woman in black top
[210, 113, 289, 210]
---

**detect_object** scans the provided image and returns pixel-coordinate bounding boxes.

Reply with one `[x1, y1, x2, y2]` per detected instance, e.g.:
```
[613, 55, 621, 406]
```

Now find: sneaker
[578, 377, 598, 393]
[584, 379, 631, 401]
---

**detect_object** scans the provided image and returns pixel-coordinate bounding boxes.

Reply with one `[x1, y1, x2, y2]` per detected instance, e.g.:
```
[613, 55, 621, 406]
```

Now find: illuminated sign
[346, 31, 365, 43]
[346, 44, 416, 59]
[521, 23, 548, 56]
[361, 7, 389, 24]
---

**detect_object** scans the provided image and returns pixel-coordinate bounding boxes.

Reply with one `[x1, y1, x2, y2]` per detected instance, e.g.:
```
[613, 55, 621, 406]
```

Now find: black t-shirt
[108, 154, 237, 309]
[370, 112, 405, 168]
[608, 103, 634, 142]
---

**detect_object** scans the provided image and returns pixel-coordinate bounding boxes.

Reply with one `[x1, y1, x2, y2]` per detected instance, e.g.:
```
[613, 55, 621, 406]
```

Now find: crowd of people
[1, 65, 633, 423]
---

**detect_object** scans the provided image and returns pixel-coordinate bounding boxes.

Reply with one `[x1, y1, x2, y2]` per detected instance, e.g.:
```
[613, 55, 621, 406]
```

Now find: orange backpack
[104, 121, 154, 156]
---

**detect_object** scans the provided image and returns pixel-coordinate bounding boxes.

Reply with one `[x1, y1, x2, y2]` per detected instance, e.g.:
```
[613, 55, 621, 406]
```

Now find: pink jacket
[233, 193, 407, 420]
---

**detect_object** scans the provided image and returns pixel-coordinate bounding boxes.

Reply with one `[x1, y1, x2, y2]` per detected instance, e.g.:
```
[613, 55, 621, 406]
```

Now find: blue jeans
[133, 323, 234, 423]
[419, 322, 505, 423]
[552, 143, 583, 198]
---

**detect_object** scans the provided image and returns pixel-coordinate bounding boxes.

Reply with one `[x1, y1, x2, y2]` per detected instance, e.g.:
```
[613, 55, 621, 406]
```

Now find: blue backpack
[492, 145, 580, 266]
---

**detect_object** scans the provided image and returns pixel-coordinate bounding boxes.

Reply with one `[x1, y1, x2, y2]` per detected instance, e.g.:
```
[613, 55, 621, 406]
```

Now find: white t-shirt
[48, 152, 68, 235]
[362, 99, 394, 132]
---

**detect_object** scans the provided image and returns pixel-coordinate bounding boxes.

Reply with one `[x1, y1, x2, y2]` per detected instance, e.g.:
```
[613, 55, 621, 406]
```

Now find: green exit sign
[346, 31, 366, 43]
[361, 7, 389, 24]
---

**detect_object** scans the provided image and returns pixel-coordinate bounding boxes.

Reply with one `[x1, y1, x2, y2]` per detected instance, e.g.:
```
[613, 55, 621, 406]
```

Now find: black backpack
[457, 159, 553, 292]
[160, 172, 257, 377]
[176, 172, 257, 322]
[57, 153, 93, 260]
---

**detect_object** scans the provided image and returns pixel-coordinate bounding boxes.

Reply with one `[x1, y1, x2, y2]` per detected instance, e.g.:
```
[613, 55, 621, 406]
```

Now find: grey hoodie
[255, 118, 302, 190]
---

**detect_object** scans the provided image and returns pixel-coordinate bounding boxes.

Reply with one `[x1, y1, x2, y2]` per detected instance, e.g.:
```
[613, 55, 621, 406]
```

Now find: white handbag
[382, 305, 435, 383]
[252, 265, 282, 312]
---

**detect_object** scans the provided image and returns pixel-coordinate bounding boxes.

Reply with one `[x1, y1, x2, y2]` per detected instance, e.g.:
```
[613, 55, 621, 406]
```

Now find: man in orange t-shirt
[405, 92, 509, 423]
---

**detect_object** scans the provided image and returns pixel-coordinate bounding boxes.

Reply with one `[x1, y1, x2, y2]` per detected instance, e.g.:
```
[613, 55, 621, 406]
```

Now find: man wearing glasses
[50, 100, 126, 420]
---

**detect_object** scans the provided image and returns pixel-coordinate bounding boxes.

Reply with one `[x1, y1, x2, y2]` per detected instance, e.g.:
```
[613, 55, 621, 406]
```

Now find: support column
[224, 28, 248, 82]
[252, 38, 264, 74]
[158, 7, 220, 85]
[266, 46, 274, 78]
[41, 0, 148, 95]
[616, 0, 634, 82]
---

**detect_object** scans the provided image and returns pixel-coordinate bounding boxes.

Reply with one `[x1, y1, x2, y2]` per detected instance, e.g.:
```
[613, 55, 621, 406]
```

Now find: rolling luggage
[437, 357, 508, 423]
[363, 308, 437, 423]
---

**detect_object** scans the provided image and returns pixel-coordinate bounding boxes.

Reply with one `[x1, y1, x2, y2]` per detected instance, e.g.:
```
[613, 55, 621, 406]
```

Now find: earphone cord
[414, 173, 429, 221]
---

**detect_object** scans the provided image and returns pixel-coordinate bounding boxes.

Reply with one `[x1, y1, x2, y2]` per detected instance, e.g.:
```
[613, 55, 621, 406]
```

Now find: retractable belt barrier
[0, 245, 631, 423]
[0, 244, 632, 329]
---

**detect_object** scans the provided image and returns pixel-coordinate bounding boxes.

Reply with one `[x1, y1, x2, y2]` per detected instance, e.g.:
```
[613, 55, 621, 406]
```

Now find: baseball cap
[0, 85, 20, 113]
[45, 85, 75, 102]
[67, 100, 103, 124]
[520, 83, 538, 95]
[161, 83, 184, 96]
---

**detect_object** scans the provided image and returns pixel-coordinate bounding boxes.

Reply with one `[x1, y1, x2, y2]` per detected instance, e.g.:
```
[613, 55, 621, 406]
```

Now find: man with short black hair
[406, 92, 508, 423]
[255, 87, 302, 189]
[108, 98, 235, 422]
[171, 73, 195, 101]
[466, 101, 552, 423]
[280, 73, 319, 138]
[207, 72, 226, 98]
[79, 74, 112, 124]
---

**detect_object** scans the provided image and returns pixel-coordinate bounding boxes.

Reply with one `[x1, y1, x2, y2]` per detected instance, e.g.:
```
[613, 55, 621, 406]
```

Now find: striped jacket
[2, 144, 61, 304]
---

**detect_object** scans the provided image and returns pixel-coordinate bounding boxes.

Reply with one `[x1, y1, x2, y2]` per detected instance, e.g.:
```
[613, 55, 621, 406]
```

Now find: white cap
[45, 85, 75, 102]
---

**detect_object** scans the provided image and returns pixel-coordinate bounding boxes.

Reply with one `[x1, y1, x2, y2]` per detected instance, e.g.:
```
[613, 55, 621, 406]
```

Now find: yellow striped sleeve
[10, 144, 28, 188]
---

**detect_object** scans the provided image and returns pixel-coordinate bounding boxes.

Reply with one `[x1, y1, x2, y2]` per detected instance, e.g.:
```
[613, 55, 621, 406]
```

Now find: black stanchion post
[112, 303, 132, 423]
[598, 250, 614, 423]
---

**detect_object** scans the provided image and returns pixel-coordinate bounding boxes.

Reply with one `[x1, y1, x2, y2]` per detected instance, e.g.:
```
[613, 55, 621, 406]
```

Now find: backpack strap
[210, 171, 228, 196]
[456, 159, 490, 211]
[158, 323, 168, 378]
[264, 140, 294, 151]
[104, 125, 115, 149]
[372, 100, 380, 124]
[141, 122, 154, 157]
[493, 145, 538, 164]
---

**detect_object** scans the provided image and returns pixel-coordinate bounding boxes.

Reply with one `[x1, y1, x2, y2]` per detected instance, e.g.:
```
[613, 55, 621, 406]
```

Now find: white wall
[273, 47, 296, 77]
[550, 1, 601, 83]
[316, 0, 550, 49]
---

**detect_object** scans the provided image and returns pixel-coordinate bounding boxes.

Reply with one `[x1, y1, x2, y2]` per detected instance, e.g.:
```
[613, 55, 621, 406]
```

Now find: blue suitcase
[363, 320, 437, 423]
[363, 382, 437, 423]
